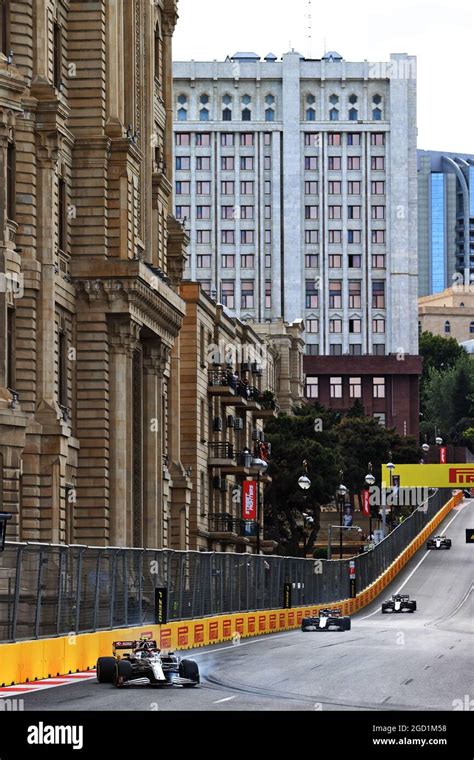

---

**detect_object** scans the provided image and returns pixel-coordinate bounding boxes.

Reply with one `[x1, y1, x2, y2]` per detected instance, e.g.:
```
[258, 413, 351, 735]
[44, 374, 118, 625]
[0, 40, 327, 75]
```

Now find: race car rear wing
[113, 639, 159, 650]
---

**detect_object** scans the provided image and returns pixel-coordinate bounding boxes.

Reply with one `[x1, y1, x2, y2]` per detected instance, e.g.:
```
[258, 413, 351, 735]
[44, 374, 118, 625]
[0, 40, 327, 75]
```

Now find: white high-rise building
[173, 50, 418, 361]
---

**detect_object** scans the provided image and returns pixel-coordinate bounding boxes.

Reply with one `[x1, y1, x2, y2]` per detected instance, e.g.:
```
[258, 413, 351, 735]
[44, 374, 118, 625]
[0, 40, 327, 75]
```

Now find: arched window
[177, 93, 188, 121]
[444, 321, 451, 334]
[306, 108, 316, 121]
[177, 108, 187, 121]
[200, 108, 209, 121]
[223, 108, 232, 121]
[222, 94, 232, 121]
[242, 108, 251, 121]
[348, 107, 358, 121]
[0, 0, 10, 55]
[329, 108, 339, 121]
[349, 94, 358, 105]
[372, 108, 382, 120]
[265, 108, 275, 122]
[154, 22, 163, 92]
[372, 94, 383, 120]
[265, 94, 275, 106]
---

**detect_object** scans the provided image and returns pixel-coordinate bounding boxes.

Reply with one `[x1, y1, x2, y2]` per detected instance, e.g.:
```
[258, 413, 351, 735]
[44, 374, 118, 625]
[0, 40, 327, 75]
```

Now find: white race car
[427, 534, 451, 550]
[301, 608, 351, 631]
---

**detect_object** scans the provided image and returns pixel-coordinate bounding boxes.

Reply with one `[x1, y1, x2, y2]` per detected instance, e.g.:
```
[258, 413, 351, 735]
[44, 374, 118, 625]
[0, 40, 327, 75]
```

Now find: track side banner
[381, 463, 474, 488]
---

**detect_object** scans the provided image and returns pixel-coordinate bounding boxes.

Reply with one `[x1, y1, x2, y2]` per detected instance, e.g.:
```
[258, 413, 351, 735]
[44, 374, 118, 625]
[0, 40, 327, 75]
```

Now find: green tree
[419, 331, 466, 419]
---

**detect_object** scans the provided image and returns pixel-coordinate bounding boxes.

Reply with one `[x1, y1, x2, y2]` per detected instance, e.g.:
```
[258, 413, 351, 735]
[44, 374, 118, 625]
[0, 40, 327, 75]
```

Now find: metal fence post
[110, 550, 117, 629]
[75, 548, 84, 634]
[34, 547, 44, 639]
[11, 546, 23, 641]
[92, 551, 101, 632]
[56, 550, 65, 637]
[138, 551, 143, 626]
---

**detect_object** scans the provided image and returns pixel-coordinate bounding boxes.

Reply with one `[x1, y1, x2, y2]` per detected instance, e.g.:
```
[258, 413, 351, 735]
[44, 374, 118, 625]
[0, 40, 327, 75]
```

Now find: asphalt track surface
[18, 498, 474, 712]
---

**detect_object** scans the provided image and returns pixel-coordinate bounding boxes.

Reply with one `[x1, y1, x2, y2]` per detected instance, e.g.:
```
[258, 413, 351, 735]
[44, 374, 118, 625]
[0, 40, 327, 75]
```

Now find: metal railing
[0, 489, 454, 642]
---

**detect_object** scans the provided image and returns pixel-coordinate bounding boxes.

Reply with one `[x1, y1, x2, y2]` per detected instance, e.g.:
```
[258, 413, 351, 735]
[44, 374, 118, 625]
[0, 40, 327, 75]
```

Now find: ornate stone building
[0, 0, 193, 548]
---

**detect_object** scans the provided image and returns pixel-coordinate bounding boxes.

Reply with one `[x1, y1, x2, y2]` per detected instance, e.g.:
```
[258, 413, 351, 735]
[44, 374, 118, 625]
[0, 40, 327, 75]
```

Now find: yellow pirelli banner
[381, 463, 473, 488]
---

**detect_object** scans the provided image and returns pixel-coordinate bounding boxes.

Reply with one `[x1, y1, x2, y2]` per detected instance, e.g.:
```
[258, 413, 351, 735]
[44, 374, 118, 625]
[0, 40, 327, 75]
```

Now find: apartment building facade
[0, 0, 194, 549]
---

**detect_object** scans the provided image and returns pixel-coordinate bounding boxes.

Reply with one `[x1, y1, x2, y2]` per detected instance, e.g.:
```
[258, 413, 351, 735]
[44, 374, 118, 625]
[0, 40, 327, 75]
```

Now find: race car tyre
[96, 657, 116, 683]
[114, 659, 133, 687]
[446, 541, 451, 549]
[343, 617, 351, 630]
[411, 601, 417, 611]
[381, 606, 388, 613]
[179, 659, 200, 686]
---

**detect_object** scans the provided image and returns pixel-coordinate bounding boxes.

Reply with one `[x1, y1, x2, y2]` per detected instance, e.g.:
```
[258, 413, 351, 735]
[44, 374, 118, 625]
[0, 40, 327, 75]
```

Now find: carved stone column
[108, 316, 141, 546]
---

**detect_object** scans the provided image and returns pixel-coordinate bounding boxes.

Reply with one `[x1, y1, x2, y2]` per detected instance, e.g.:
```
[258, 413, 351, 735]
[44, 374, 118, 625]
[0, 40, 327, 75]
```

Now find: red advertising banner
[439, 447, 447, 464]
[242, 480, 257, 520]
[361, 489, 370, 516]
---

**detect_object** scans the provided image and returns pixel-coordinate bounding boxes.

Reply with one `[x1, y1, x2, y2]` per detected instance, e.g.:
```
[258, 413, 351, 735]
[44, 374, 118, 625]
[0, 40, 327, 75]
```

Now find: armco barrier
[0, 490, 461, 686]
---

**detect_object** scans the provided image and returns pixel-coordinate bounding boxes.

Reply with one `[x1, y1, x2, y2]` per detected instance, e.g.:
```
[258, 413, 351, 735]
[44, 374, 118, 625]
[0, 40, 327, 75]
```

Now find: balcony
[208, 442, 234, 467]
[208, 371, 249, 407]
[252, 392, 279, 419]
[208, 513, 257, 543]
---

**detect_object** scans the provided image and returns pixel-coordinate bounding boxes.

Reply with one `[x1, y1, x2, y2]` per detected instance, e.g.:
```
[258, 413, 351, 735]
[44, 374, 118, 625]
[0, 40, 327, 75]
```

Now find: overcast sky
[173, 0, 473, 155]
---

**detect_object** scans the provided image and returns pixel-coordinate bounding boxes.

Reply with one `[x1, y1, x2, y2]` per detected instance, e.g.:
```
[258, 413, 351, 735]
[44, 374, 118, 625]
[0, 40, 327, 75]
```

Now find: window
[307, 344, 319, 356]
[1, 0, 9, 55]
[330, 377, 342, 399]
[329, 254, 342, 268]
[221, 230, 235, 244]
[329, 206, 342, 219]
[305, 133, 319, 147]
[197, 254, 211, 268]
[372, 281, 385, 308]
[222, 254, 235, 268]
[175, 181, 190, 195]
[240, 156, 254, 171]
[177, 94, 187, 105]
[347, 133, 361, 146]
[371, 181, 385, 195]
[175, 133, 190, 146]
[372, 205, 385, 220]
[265, 280, 272, 308]
[177, 108, 187, 121]
[200, 108, 209, 121]
[305, 230, 319, 244]
[221, 133, 234, 146]
[196, 205, 211, 219]
[196, 133, 211, 146]
[264, 205, 271, 219]
[306, 107, 316, 121]
[241, 254, 255, 268]
[6, 308, 15, 390]
[176, 156, 190, 170]
[305, 254, 319, 268]
[349, 319, 361, 333]
[265, 109, 275, 122]
[305, 280, 318, 308]
[264, 133, 272, 146]
[328, 156, 342, 170]
[348, 205, 361, 219]
[196, 180, 211, 195]
[306, 377, 319, 398]
[374, 412, 386, 426]
[371, 230, 385, 244]
[58, 176, 67, 252]
[306, 318, 319, 333]
[444, 320, 451, 334]
[305, 205, 318, 220]
[221, 206, 234, 220]
[348, 229, 361, 244]
[371, 156, 385, 170]
[196, 156, 211, 171]
[348, 108, 358, 121]
[240, 205, 254, 220]
[349, 94, 358, 105]
[58, 329, 68, 407]
[329, 280, 342, 308]
[6, 141, 15, 220]
[330, 319, 342, 333]
[330, 344, 342, 356]
[373, 344, 385, 356]
[305, 181, 318, 195]
[349, 280, 361, 307]
[196, 230, 211, 244]
[328, 181, 341, 194]
[264, 180, 272, 194]
[348, 181, 361, 194]
[370, 133, 385, 146]
[221, 281, 235, 308]
[265, 229, 271, 244]
[221, 181, 235, 195]
[373, 318, 385, 333]
[265, 253, 271, 267]
[241, 181, 254, 195]
[470, 322, 474, 334]
[329, 108, 339, 121]
[329, 230, 342, 244]
[53, 22, 63, 90]
[221, 156, 234, 171]
[328, 133, 341, 146]
[240, 133, 254, 146]
[372, 108, 382, 120]
[349, 377, 361, 399]
[223, 108, 232, 121]
[349, 344, 362, 356]
[201, 281, 211, 296]
[348, 254, 362, 268]
[264, 156, 272, 170]
[241, 280, 254, 308]
[175, 205, 190, 220]
[372, 254, 385, 269]
[240, 229, 254, 244]
[348, 156, 361, 170]
[373, 377, 385, 398]
[305, 156, 318, 171]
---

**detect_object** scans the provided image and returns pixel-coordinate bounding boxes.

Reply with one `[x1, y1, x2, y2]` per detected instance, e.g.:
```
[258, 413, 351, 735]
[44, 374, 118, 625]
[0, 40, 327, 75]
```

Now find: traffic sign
[466, 529, 474, 544]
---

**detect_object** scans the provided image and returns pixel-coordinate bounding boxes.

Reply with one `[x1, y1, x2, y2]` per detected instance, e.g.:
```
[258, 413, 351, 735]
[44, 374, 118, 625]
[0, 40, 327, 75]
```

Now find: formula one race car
[381, 594, 416, 613]
[427, 534, 451, 550]
[96, 638, 200, 688]
[301, 608, 351, 632]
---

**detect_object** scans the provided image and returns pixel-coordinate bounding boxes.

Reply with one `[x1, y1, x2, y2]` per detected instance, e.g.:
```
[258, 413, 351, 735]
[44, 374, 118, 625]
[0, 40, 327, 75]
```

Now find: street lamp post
[251, 456, 268, 555]
[364, 462, 376, 541]
[336, 471, 348, 559]
[297, 460, 312, 557]
[328, 525, 363, 561]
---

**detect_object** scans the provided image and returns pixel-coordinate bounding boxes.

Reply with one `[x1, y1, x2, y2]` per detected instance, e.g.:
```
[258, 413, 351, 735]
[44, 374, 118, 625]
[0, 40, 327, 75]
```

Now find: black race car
[301, 608, 351, 632]
[427, 534, 451, 550]
[96, 638, 200, 688]
[381, 594, 416, 613]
